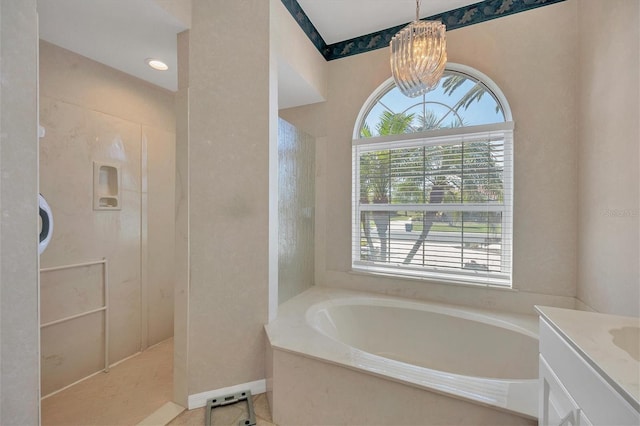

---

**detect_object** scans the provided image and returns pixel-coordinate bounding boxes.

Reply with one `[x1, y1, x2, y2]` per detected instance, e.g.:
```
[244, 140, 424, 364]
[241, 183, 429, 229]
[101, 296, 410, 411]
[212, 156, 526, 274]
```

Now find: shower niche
[93, 162, 121, 210]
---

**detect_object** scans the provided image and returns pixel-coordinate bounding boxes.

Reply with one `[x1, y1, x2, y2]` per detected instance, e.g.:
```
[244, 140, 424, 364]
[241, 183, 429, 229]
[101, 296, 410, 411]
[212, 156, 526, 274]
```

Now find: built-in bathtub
[265, 287, 539, 425]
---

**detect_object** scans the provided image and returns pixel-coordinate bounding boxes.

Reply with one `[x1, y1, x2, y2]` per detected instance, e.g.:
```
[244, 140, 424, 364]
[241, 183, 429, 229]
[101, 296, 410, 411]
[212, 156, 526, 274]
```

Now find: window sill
[350, 264, 514, 291]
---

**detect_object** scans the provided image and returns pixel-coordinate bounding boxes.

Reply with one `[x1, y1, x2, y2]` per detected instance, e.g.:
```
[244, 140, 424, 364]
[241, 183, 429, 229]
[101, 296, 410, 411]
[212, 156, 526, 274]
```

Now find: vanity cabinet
[539, 337, 592, 425]
[538, 311, 640, 426]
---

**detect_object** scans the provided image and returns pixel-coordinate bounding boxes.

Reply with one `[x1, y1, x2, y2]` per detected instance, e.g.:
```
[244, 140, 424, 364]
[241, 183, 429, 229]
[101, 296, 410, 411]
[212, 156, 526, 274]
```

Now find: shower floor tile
[41, 337, 174, 426]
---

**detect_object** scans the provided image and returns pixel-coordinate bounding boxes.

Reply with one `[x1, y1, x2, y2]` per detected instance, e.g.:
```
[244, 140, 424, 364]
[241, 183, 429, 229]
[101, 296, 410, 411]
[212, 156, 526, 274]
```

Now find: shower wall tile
[39, 97, 142, 267]
[41, 313, 105, 396]
[39, 40, 176, 395]
[144, 125, 176, 345]
[40, 264, 104, 324]
[39, 96, 143, 389]
[39, 40, 175, 133]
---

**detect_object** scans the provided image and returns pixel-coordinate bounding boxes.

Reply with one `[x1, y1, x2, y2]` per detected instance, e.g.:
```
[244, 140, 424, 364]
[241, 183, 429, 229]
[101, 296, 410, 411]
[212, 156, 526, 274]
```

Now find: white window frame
[352, 64, 514, 288]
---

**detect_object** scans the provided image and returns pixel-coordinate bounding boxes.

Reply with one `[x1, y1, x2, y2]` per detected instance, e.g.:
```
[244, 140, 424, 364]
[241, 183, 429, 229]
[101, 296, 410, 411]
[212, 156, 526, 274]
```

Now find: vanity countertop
[535, 306, 640, 410]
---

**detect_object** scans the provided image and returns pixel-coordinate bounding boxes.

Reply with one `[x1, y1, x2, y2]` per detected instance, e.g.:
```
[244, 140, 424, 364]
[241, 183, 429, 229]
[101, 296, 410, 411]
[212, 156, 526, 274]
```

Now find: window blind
[352, 129, 513, 287]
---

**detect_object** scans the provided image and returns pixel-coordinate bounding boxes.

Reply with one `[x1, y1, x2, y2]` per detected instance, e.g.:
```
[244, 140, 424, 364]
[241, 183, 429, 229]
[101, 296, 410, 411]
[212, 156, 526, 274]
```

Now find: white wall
[39, 41, 176, 394]
[0, 0, 40, 424]
[577, 0, 640, 316]
[281, 1, 580, 314]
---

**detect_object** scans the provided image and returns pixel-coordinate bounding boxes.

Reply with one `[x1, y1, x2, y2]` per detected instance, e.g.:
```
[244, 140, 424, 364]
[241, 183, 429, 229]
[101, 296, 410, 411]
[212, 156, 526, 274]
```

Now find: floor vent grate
[205, 390, 256, 426]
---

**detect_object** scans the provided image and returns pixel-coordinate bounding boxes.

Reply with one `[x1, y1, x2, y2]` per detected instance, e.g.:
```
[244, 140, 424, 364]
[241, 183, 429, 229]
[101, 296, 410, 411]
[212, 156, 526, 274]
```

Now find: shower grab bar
[40, 306, 106, 328]
[40, 258, 106, 273]
[40, 258, 109, 373]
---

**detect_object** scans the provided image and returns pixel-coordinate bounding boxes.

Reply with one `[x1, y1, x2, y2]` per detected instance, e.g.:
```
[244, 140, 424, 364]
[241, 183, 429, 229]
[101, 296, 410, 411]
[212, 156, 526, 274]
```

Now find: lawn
[390, 215, 501, 234]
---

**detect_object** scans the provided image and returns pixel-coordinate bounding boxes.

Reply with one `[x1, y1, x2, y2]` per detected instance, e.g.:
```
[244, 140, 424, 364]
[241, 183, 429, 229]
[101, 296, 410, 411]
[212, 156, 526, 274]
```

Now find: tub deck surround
[265, 286, 540, 420]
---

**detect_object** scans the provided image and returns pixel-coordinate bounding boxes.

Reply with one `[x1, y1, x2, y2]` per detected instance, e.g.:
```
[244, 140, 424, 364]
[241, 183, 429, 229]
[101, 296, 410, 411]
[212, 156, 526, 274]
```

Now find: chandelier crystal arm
[390, 0, 447, 98]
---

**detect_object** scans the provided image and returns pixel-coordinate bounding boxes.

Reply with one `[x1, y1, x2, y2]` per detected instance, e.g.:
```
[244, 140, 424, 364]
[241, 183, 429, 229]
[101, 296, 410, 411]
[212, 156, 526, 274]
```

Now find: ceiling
[37, 0, 188, 92]
[296, 0, 478, 45]
[37, 0, 478, 101]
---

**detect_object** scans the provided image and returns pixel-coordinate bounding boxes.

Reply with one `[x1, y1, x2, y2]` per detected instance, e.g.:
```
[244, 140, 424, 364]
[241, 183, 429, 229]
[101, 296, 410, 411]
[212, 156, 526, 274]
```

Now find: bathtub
[265, 287, 539, 425]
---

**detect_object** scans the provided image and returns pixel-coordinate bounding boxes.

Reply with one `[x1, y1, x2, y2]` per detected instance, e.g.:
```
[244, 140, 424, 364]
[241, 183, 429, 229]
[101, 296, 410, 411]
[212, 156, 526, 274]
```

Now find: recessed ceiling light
[146, 58, 168, 71]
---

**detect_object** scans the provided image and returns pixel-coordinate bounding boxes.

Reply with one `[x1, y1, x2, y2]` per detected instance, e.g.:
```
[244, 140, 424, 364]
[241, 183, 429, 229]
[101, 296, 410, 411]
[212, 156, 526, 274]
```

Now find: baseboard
[41, 350, 143, 400]
[187, 379, 266, 409]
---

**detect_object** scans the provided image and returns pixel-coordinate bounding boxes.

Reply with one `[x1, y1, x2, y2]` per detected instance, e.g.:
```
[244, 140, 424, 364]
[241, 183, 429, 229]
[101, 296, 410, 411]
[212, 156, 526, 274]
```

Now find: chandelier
[390, 0, 447, 97]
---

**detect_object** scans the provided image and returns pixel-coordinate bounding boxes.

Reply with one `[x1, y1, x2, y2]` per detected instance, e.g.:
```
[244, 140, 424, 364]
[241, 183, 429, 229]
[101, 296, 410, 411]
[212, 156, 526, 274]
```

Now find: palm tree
[442, 74, 503, 115]
[402, 139, 503, 265]
[414, 110, 444, 131]
[359, 111, 414, 261]
[402, 143, 459, 264]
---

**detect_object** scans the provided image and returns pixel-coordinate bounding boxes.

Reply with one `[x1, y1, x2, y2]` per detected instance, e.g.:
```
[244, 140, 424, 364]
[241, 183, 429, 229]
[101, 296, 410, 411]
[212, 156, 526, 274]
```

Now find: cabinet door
[540, 355, 580, 426]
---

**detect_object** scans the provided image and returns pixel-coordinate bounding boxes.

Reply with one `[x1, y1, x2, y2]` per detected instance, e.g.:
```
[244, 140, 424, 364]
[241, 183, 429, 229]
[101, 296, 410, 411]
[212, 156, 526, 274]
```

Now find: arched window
[352, 64, 513, 287]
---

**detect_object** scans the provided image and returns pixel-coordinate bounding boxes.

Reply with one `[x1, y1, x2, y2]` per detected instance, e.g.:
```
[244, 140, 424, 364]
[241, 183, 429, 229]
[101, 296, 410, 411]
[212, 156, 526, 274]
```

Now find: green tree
[359, 111, 414, 261]
[402, 140, 503, 265]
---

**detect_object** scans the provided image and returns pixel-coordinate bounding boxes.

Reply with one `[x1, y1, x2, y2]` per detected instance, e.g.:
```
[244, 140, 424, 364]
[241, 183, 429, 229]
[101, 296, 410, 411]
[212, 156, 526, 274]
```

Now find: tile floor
[41, 338, 174, 426]
[41, 337, 277, 426]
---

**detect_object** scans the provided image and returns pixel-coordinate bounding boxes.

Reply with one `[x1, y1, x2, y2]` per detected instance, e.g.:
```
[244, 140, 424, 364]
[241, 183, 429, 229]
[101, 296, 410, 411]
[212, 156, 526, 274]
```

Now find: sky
[362, 71, 505, 136]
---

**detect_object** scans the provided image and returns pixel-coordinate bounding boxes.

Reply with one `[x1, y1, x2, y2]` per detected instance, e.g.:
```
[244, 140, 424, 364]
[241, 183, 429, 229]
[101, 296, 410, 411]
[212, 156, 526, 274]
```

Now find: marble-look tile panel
[38, 37, 177, 403]
[41, 312, 105, 396]
[39, 96, 143, 390]
[272, 349, 534, 426]
[39, 41, 175, 133]
[144, 125, 176, 346]
[40, 263, 104, 324]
